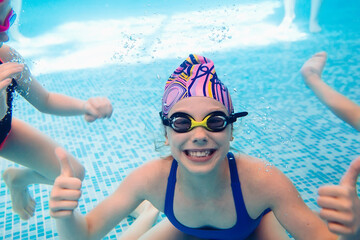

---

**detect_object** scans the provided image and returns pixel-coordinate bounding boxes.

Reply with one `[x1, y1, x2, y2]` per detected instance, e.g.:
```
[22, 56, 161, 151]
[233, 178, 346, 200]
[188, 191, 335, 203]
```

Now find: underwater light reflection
[11, 1, 307, 75]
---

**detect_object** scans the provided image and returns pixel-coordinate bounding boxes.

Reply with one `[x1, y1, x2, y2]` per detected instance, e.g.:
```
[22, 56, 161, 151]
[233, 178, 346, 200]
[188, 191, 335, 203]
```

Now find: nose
[191, 126, 208, 145]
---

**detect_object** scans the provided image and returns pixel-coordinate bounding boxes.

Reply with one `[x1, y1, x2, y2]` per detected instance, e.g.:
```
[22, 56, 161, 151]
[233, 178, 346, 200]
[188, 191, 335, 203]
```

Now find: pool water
[0, 0, 359, 239]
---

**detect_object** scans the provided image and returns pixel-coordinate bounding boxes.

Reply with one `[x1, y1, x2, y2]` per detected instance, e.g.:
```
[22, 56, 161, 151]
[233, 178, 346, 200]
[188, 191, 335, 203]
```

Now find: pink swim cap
[161, 54, 234, 116]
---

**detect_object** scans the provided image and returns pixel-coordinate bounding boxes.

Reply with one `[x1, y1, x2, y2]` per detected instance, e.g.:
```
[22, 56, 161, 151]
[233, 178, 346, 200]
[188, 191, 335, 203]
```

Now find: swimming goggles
[0, 9, 16, 33]
[160, 111, 248, 133]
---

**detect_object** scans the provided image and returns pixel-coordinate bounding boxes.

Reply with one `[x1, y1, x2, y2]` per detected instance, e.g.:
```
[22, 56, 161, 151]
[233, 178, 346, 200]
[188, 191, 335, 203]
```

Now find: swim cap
[161, 54, 234, 116]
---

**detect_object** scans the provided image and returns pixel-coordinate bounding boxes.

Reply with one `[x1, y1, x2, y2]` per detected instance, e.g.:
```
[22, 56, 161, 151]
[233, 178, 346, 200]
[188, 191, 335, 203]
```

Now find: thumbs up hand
[50, 148, 83, 218]
[318, 156, 360, 240]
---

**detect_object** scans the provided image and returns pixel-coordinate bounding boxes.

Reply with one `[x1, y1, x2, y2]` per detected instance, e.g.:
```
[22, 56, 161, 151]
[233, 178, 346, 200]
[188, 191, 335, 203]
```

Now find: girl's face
[0, 0, 12, 43]
[166, 97, 233, 175]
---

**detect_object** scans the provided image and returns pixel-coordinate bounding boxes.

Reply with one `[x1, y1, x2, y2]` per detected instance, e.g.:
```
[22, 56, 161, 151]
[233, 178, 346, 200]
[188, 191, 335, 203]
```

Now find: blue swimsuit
[164, 152, 271, 240]
[0, 60, 17, 147]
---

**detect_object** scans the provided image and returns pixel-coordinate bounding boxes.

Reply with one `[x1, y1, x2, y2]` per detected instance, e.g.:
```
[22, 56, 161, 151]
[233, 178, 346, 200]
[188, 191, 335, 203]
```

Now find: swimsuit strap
[164, 159, 178, 218]
[227, 152, 253, 224]
[227, 152, 240, 184]
[227, 152, 272, 221]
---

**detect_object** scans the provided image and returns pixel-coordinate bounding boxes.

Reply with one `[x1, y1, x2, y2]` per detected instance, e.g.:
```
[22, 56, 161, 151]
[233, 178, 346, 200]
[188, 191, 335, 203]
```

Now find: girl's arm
[304, 77, 360, 131]
[301, 52, 360, 131]
[1, 45, 113, 121]
[0, 88, 7, 119]
[0, 62, 24, 119]
[50, 148, 155, 240]
[259, 163, 338, 239]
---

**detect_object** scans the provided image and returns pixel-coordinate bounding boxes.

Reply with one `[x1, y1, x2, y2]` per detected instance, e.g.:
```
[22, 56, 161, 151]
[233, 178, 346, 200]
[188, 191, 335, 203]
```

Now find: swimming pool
[1, 0, 359, 239]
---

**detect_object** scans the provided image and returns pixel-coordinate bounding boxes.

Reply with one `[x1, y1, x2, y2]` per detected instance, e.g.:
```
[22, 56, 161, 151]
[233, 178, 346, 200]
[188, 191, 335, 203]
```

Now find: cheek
[211, 129, 232, 149]
[167, 131, 185, 148]
[218, 127, 232, 141]
[168, 134, 187, 159]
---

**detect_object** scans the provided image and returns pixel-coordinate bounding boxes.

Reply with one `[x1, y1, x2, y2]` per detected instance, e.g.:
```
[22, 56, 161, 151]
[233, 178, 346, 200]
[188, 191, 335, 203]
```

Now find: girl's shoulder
[124, 157, 174, 210]
[0, 44, 12, 63]
[0, 44, 8, 62]
[114, 157, 174, 191]
[234, 153, 290, 192]
[234, 153, 271, 171]
[128, 156, 174, 186]
[138, 156, 174, 174]
[234, 153, 297, 212]
[0, 44, 21, 62]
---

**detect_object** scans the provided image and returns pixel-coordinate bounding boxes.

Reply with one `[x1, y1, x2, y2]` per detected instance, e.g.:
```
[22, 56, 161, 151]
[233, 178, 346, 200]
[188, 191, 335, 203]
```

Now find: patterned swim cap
[161, 54, 234, 116]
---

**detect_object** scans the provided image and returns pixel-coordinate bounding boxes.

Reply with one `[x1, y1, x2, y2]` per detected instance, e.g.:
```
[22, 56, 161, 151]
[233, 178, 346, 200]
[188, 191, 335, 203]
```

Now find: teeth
[188, 150, 211, 157]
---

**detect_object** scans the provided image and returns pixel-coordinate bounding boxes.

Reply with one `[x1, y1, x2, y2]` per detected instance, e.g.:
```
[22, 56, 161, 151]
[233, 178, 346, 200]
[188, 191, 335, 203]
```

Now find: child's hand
[318, 156, 360, 240]
[0, 62, 24, 92]
[49, 148, 82, 218]
[83, 97, 113, 122]
[300, 51, 327, 85]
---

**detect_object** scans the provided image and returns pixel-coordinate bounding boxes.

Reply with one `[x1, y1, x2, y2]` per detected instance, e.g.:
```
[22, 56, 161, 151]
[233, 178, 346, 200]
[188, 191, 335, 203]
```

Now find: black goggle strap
[227, 111, 248, 123]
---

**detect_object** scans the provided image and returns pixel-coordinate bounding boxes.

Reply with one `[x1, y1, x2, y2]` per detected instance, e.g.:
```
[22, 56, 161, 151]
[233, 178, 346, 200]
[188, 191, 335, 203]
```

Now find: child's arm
[301, 52, 360, 131]
[18, 68, 113, 121]
[50, 148, 150, 240]
[0, 89, 7, 119]
[304, 77, 360, 131]
[0, 62, 24, 119]
[257, 161, 338, 239]
[19, 76, 113, 121]
[2, 45, 113, 121]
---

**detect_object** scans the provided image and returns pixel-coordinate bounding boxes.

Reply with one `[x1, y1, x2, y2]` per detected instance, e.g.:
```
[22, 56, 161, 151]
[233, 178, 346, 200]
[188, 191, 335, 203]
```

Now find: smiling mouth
[184, 149, 216, 158]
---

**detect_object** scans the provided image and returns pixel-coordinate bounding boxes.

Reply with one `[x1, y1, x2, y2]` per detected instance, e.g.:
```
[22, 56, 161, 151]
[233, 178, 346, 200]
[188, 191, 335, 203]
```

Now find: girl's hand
[50, 148, 83, 218]
[0, 62, 24, 92]
[83, 97, 113, 122]
[318, 156, 360, 240]
[300, 51, 327, 86]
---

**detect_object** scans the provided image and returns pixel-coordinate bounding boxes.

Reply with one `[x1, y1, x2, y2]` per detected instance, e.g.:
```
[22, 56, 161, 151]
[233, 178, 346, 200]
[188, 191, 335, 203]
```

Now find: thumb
[84, 114, 97, 122]
[55, 147, 75, 177]
[340, 156, 360, 188]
